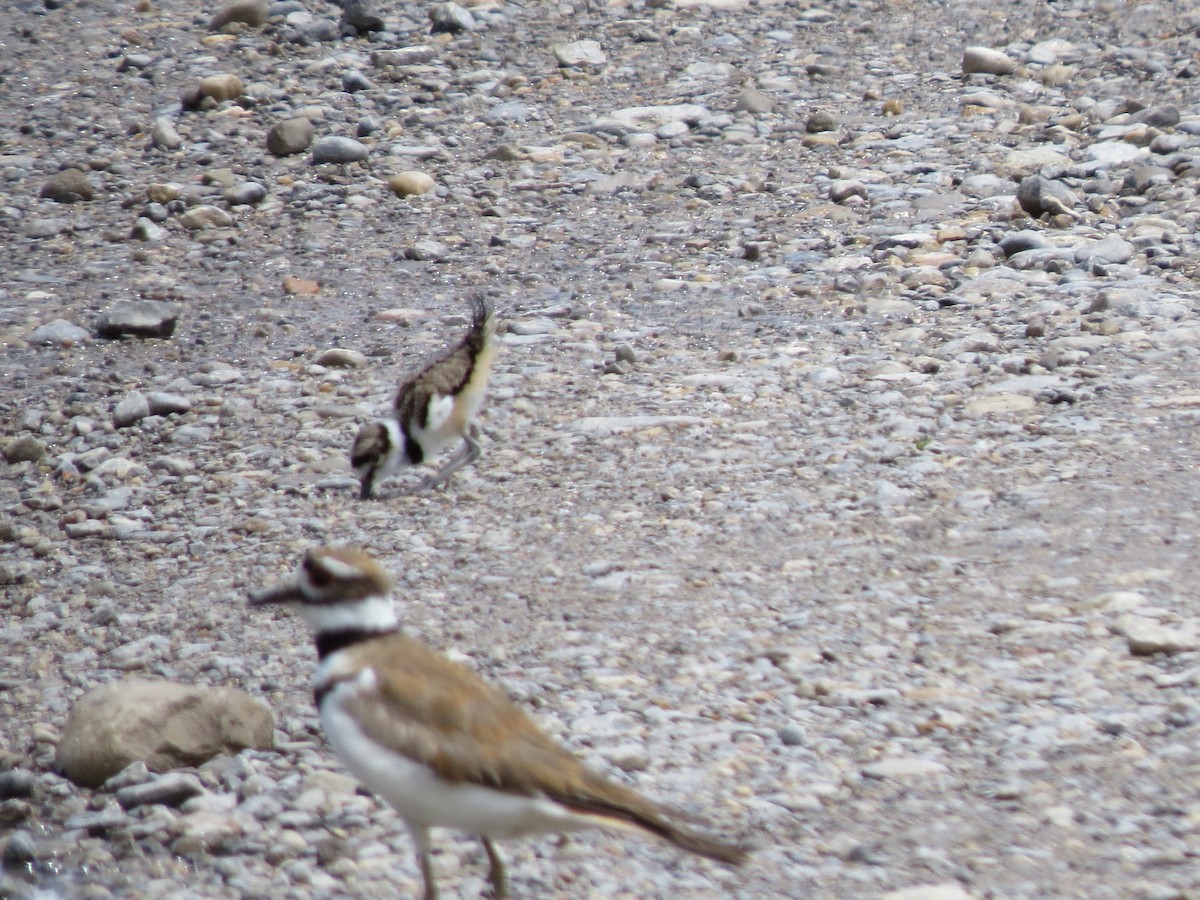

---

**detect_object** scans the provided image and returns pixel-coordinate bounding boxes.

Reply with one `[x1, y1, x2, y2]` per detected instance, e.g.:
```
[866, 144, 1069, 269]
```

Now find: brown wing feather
[334, 635, 747, 866]
[393, 297, 495, 429]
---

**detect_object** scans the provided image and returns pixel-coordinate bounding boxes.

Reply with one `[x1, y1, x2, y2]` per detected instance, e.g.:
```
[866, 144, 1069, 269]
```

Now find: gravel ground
[4, 0, 1200, 897]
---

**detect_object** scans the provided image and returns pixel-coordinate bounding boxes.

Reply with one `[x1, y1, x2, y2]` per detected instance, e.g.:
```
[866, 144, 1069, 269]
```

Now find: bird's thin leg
[410, 827, 438, 900]
[482, 837, 507, 900]
[419, 428, 482, 491]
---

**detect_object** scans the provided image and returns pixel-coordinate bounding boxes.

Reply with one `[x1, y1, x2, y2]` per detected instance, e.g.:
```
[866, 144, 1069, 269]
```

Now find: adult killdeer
[249, 547, 748, 899]
[351, 294, 497, 500]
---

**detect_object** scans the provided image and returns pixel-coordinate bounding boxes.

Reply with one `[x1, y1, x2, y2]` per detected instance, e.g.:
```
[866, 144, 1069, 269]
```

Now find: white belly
[320, 698, 598, 839]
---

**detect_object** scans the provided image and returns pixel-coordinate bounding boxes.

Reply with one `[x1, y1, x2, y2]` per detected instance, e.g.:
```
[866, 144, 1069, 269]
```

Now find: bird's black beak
[248, 582, 302, 607]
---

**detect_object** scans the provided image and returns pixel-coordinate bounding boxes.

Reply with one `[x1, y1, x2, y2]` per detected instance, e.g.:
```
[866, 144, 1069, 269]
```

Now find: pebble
[266, 118, 315, 156]
[40, 168, 95, 203]
[554, 40, 606, 67]
[116, 773, 205, 810]
[198, 74, 244, 102]
[145, 392, 193, 416]
[1, 831, 37, 866]
[179, 205, 234, 230]
[95, 300, 181, 339]
[388, 171, 436, 198]
[428, 2, 474, 34]
[28, 319, 90, 345]
[962, 46, 1017, 75]
[3, 435, 47, 463]
[1017, 176, 1076, 218]
[1120, 617, 1199, 656]
[0, 770, 36, 799]
[132, 217, 169, 242]
[150, 117, 184, 151]
[314, 348, 367, 368]
[113, 392, 151, 428]
[862, 758, 950, 780]
[311, 136, 369, 165]
[225, 182, 267, 206]
[210, 0, 268, 30]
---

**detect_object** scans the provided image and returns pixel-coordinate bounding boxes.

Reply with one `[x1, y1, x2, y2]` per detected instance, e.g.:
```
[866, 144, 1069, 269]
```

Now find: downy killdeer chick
[249, 546, 748, 899]
[351, 295, 497, 500]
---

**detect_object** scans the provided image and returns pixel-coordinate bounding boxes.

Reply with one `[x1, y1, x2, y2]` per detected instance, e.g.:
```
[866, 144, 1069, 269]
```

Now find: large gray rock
[95, 300, 181, 339]
[55, 680, 274, 788]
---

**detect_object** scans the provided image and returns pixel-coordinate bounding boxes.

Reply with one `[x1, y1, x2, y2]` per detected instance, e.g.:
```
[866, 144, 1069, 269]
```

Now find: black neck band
[315, 627, 393, 661]
[404, 429, 424, 465]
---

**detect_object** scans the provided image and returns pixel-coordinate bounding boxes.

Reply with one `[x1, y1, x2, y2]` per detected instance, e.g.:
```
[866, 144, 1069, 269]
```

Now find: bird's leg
[410, 827, 438, 900]
[418, 428, 482, 491]
[482, 837, 507, 900]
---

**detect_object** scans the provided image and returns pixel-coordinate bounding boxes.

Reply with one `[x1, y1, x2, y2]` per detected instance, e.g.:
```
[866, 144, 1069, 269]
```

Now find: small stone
[2, 831, 37, 867]
[883, 885, 975, 900]
[113, 391, 151, 428]
[39, 168, 95, 203]
[429, 2, 474, 34]
[150, 117, 184, 150]
[342, 70, 373, 93]
[283, 276, 320, 296]
[3, 435, 47, 464]
[862, 757, 949, 780]
[405, 239, 447, 261]
[147, 183, 182, 204]
[805, 110, 838, 133]
[145, 392, 193, 416]
[829, 179, 868, 204]
[21, 218, 71, 239]
[372, 46, 438, 68]
[224, 182, 267, 206]
[963, 46, 1017, 75]
[132, 217, 169, 242]
[339, 0, 383, 32]
[607, 744, 649, 773]
[311, 136, 369, 165]
[179, 205, 234, 230]
[29, 319, 90, 345]
[553, 40, 606, 67]
[613, 343, 638, 364]
[116, 772, 204, 810]
[1017, 176, 1076, 218]
[388, 171, 436, 198]
[171, 812, 243, 856]
[734, 89, 774, 114]
[198, 74, 244, 102]
[778, 724, 806, 746]
[1120, 616, 1199, 656]
[998, 230, 1053, 257]
[96, 300, 181, 339]
[209, 0, 268, 30]
[1075, 236, 1134, 267]
[314, 348, 367, 368]
[266, 117, 315, 156]
[0, 770, 36, 800]
[1130, 105, 1180, 128]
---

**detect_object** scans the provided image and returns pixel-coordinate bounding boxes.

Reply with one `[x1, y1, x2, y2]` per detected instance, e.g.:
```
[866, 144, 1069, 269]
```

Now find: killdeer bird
[249, 546, 748, 899]
[351, 295, 497, 500]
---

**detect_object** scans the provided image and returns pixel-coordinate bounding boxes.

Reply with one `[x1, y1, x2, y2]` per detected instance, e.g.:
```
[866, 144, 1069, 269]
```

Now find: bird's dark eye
[305, 558, 333, 588]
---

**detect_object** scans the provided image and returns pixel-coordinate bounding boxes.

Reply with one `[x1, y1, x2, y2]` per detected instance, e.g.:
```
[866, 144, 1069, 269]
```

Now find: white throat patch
[297, 594, 399, 635]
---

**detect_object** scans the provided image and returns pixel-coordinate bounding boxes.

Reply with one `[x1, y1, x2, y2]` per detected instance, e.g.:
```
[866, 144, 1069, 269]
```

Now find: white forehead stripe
[320, 555, 366, 579]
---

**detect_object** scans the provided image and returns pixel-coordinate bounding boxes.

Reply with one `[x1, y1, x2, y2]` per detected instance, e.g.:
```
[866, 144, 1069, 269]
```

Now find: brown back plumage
[394, 295, 495, 430]
[327, 633, 747, 866]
